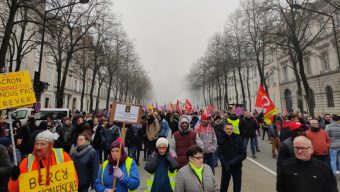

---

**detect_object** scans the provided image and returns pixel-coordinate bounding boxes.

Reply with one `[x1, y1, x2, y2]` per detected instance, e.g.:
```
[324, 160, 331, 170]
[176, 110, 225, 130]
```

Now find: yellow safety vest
[145, 170, 176, 192]
[101, 157, 135, 192]
[227, 118, 240, 135]
[27, 148, 64, 171]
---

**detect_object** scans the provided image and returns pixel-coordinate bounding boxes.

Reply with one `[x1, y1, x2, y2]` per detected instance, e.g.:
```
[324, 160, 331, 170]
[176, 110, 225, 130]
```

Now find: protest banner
[0, 71, 36, 165]
[109, 101, 142, 188]
[19, 161, 78, 192]
[109, 101, 142, 124]
[0, 71, 36, 110]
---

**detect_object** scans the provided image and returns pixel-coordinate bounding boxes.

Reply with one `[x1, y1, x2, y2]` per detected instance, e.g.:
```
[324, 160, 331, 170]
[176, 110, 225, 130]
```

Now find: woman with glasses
[144, 137, 178, 192]
[175, 145, 218, 192]
[216, 123, 246, 192]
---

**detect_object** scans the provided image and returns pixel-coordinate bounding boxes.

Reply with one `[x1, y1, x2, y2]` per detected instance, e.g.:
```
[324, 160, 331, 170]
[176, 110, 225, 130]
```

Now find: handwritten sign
[0, 71, 36, 110]
[19, 161, 78, 192]
[109, 101, 142, 124]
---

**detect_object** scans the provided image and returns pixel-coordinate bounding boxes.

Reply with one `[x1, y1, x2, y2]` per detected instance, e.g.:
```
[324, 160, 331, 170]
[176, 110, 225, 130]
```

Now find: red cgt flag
[185, 99, 193, 113]
[255, 84, 278, 123]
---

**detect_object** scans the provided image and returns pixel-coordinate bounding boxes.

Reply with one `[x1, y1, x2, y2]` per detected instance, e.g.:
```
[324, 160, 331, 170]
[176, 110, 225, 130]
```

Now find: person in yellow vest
[95, 137, 140, 192]
[144, 137, 178, 192]
[8, 130, 77, 192]
[227, 113, 240, 135]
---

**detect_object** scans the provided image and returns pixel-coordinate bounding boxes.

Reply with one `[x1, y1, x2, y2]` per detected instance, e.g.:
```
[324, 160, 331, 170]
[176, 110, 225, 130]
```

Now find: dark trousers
[220, 166, 242, 192]
[143, 138, 148, 160]
[262, 128, 269, 140]
[204, 153, 215, 174]
[147, 140, 157, 157]
[128, 147, 138, 161]
[95, 148, 103, 163]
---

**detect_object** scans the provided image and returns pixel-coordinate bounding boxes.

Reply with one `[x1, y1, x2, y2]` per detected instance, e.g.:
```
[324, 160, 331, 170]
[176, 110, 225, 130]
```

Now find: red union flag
[185, 99, 193, 113]
[255, 84, 278, 124]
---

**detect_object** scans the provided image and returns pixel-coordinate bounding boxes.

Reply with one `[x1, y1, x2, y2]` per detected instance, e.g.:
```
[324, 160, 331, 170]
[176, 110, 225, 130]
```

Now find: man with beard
[320, 113, 332, 129]
[306, 119, 331, 166]
[170, 116, 203, 168]
[8, 130, 77, 192]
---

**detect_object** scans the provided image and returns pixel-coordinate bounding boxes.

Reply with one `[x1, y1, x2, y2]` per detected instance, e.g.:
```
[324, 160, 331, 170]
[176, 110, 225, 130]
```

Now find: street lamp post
[292, 4, 340, 69]
[35, 0, 89, 100]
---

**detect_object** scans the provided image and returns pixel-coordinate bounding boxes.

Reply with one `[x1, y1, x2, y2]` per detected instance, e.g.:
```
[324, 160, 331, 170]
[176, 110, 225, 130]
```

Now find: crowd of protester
[0, 108, 339, 192]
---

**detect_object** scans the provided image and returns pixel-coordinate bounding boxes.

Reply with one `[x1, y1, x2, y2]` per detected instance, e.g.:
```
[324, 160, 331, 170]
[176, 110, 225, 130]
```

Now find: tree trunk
[80, 73, 86, 111]
[246, 66, 252, 111]
[237, 65, 246, 108]
[15, 8, 28, 72]
[297, 52, 314, 116]
[291, 60, 304, 113]
[89, 66, 98, 112]
[95, 80, 103, 113]
[224, 70, 229, 110]
[0, 0, 18, 72]
[106, 77, 113, 109]
[233, 69, 239, 104]
[56, 49, 74, 108]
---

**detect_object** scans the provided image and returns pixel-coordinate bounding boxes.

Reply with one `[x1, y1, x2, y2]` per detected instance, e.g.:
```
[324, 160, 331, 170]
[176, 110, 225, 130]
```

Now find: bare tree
[267, 0, 332, 116]
[45, 0, 105, 108]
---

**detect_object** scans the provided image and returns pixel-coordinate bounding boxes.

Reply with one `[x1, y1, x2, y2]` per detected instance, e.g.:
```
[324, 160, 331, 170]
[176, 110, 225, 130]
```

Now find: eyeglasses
[294, 146, 311, 152]
[158, 147, 167, 149]
[192, 156, 204, 160]
[224, 128, 233, 130]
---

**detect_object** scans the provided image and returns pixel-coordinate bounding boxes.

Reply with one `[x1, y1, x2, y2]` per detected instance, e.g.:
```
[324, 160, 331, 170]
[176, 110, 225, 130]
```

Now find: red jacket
[306, 129, 330, 155]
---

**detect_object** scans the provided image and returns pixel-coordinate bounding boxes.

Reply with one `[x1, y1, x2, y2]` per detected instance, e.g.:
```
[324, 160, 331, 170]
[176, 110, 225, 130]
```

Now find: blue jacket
[159, 119, 170, 138]
[94, 158, 140, 192]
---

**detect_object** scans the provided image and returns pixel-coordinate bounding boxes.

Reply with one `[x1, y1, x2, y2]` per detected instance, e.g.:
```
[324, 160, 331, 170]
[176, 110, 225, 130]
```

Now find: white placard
[113, 103, 140, 123]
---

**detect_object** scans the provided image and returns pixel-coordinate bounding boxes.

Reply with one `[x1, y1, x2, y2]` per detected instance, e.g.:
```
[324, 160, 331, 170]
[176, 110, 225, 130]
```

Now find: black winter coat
[239, 117, 258, 138]
[70, 145, 99, 190]
[217, 132, 246, 170]
[92, 125, 103, 149]
[277, 157, 338, 192]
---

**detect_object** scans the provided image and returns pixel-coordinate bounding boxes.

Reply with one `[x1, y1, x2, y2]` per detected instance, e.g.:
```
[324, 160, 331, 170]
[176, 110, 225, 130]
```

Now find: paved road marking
[247, 157, 277, 176]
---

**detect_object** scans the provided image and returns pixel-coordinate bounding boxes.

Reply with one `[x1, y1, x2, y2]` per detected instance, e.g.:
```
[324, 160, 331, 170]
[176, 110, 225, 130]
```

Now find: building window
[283, 66, 288, 81]
[320, 52, 329, 71]
[304, 57, 311, 74]
[45, 97, 50, 108]
[325, 86, 334, 107]
[284, 89, 293, 113]
[74, 80, 77, 91]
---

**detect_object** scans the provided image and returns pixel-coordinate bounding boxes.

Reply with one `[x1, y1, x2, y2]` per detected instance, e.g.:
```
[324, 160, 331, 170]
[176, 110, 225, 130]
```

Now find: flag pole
[112, 122, 126, 190]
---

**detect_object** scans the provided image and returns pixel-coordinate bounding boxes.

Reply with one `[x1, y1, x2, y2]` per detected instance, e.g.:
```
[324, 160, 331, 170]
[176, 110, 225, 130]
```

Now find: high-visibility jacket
[227, 118, 240, 135]
[101, 157, 135, 192]
[145, 170, 176, 192]
[8, 148, 75, 192]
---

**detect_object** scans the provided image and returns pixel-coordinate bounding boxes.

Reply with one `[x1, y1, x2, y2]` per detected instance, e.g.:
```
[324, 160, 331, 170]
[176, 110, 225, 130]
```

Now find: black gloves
[11, 166, 20, 180]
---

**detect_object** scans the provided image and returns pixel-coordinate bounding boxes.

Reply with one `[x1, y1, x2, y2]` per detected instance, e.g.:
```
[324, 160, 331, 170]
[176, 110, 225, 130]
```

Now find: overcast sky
[111, 0, 240, 104]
